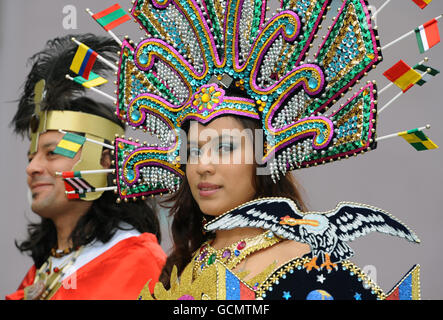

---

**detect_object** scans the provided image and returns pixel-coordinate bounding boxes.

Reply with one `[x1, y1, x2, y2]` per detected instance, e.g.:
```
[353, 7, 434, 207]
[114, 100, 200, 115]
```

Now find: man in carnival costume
[6, 34, 166, 300]
[42, 0, 439, 300]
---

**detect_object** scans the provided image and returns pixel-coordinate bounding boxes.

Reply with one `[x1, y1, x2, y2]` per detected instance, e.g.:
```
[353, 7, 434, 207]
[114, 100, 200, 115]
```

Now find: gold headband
[30, 110, 125, 153]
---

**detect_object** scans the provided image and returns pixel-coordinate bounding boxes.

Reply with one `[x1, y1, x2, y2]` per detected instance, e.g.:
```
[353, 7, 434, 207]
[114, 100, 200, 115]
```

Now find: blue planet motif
[306, 289, 334, 300]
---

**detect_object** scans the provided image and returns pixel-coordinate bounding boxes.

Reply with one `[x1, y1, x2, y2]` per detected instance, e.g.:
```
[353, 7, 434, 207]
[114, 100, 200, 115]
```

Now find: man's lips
[30, 183, 53, 192]
[197, 182, 221, 197]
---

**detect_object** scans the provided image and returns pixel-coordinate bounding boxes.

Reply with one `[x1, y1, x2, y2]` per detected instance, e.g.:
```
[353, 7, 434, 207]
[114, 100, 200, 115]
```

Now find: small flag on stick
[70, 43, 97, 80]
[54, 132, 86, 158]
[412, 0, 432, 10]
[73, 72, 108, 88]
[57, 169, 114, 179]
[399, 128, 438, 151]
[415, 19, 440, 53]
[413, 64, 440, 86]
[383, 60, 422, 92]
[64, 177, 95, 199]
[92, 4, 131, 31]
[64, 180, 84, 199]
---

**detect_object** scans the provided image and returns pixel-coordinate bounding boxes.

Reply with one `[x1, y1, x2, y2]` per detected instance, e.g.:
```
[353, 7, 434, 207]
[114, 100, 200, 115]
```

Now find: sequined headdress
[107, 0, 382, 201]
[58, 0, 438, 202]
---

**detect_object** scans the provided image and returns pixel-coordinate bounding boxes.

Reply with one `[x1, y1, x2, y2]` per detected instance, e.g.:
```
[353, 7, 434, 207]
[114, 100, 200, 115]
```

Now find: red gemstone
[237, 241, 246, 250]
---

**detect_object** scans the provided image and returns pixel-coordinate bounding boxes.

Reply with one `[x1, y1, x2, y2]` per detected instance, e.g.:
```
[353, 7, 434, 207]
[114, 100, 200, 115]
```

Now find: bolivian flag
[70, 43, 97, 80]
[415, 18, 440, 53]
[399, 128, 438, 151]
[412, 0, 432, 9]
[73, 72, 107, 88]
[92, 4, 131, 31]
[54, 132, 86, 158]
[383, 60, 422, 92]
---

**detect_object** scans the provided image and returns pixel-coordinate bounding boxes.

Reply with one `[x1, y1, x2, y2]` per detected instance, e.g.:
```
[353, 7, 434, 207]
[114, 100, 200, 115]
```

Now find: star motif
[282, 291, 292, 300]
[354, 292, 362, 300]
[317, 274, 326, 284]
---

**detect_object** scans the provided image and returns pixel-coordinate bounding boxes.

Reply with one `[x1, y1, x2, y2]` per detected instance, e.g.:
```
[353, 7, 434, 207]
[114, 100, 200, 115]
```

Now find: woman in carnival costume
[77, 0, 438, 299]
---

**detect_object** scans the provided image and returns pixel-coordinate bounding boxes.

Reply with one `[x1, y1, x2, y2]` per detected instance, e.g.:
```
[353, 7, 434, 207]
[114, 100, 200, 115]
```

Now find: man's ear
[100, 149, 112, 169]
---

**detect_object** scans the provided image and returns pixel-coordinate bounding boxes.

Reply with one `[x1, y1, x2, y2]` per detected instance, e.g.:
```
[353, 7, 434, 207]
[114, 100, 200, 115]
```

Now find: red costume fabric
[6, 232, 166, 300]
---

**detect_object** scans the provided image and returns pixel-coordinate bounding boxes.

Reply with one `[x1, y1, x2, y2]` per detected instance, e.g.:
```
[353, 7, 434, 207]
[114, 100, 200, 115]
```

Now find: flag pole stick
[58, 129, 115, 150]
[371, 0, 391, 19]
[56, 169, 115, 177]
[377, 91, 403, 114]
[65, 74, 116, 103]
[65, 186, 118, 195]
[86, 8, 123, 46]
[379, 65, 431, 114]
[379, 58, 428, 95]
[376, 125, 430, 142]
[71, 37, 118, 72]
[382, 14, 443, 51]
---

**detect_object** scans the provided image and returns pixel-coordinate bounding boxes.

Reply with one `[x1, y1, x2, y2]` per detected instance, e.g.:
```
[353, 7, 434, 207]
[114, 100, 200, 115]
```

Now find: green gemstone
[208, 253, 216, 265]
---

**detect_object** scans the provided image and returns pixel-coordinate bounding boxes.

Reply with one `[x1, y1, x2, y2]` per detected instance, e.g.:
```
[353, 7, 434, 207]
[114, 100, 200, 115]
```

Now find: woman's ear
[100, 149, 112, 169]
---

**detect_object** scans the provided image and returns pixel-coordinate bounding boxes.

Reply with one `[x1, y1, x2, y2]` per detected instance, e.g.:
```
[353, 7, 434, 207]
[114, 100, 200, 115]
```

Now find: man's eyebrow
[41, 142, 59, 150]
[28, 142, 59, 156]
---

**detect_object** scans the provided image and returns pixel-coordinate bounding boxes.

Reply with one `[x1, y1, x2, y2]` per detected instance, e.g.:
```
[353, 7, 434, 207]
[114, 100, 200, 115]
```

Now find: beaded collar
[192, 230, 282, 279]
[24, 246, 84, 300]
[50, 246, 80, 258]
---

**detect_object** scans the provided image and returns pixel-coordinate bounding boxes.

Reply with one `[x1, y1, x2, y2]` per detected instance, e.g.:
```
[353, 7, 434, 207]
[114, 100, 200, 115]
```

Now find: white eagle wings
[204, 198, 420, 270]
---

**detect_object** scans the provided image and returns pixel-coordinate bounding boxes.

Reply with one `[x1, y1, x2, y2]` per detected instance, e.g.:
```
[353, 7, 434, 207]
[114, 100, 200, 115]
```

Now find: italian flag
[415, 18, 440, 53]
[412, 0, 432, 9]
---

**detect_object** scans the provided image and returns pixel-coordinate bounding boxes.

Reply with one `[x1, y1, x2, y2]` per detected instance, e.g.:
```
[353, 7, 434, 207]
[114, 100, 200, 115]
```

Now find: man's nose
[26, 154, 45, 177]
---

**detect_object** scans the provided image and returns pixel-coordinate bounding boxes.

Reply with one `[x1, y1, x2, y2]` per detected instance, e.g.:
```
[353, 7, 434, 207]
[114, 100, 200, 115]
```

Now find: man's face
[26, 130, 82, 218]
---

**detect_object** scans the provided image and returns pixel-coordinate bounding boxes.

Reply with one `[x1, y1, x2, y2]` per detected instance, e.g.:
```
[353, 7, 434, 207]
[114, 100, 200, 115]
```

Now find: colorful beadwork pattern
[114, 137, 184, 199]
[256, 257, 386, 300]
[113, 0, 382, 198]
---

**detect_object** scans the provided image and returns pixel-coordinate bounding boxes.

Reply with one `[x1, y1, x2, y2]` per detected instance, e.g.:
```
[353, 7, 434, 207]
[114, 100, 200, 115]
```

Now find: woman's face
[186, 116, 257, 216]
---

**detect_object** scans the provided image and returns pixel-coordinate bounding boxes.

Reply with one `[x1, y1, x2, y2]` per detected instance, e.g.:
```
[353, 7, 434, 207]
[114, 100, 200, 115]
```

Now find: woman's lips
[198, 182, 221, 197]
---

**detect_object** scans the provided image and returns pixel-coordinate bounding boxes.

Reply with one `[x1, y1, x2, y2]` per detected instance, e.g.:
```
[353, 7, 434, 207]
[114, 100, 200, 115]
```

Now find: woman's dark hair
[158, 116, 307, 288]
[12, 33, 161, 267]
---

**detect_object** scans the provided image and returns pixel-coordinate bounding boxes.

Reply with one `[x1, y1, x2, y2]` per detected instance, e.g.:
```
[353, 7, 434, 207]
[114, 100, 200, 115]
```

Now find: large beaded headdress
[111, 0, 381, 201]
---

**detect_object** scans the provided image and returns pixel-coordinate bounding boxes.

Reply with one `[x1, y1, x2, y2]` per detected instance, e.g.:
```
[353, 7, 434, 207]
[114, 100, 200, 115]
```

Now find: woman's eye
[188, 148, 201, 157]
[218, 143, 235, 153]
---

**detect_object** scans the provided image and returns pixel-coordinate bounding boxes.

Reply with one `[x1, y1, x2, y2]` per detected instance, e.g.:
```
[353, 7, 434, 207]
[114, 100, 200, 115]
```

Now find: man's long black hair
[11, 33, 161, 268]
